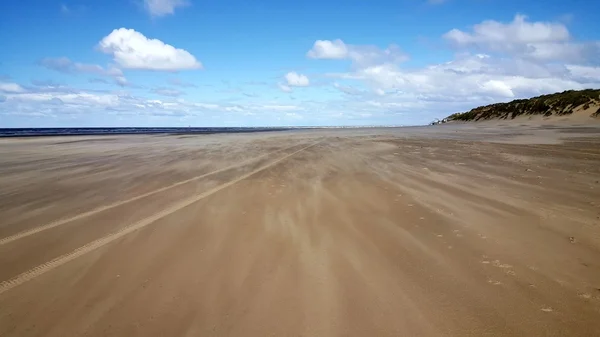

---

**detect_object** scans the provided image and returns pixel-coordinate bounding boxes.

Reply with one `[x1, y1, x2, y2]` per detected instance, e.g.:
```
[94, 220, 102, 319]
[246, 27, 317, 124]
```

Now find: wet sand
[1, 125, 600, 336]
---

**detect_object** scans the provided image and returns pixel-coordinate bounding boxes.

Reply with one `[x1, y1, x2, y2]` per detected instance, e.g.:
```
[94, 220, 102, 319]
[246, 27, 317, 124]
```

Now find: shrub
[443, 88, 600, 121]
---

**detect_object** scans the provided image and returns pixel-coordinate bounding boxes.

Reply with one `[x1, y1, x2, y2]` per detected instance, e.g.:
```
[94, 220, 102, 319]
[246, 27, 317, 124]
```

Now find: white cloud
[321, 51, 600, 124]
[75, 63, 123, 77]
[39, 57, 127, 86]
[7, 91, 120, 107]
[39, 57, 75, 73]
[114, 76, 128, 87]
[307, 39, 407, 67]
[3, 61, 597, 126]
[0, 83, 309, 125]
[479, 80, 515, 98]
[349, 56, 581, 100]
[307, 40, 349, 59]
[278, 84, 292, 93]
[307, 16, 599, 122]
[144, 0, 189, 17]
[566, 65, 600, 81]
[6, 12, 600, 127]
[443, 14, 600, 62]
[15, 52, 599, 126]
[285, 72, 309, 87]
[374, 88, 386, 96]
[445, 15, 570, 46]
[0, 82, 26, 93]
[152, 88, 183, 97]
[98, 28, 202, 71]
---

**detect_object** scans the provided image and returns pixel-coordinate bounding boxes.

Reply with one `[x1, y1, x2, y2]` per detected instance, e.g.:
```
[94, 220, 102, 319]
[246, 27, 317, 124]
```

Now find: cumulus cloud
[278, 72, 309, 92]
[307, 40, 349, 59]
[144, 0, 189, 17]
[98, 28, 202, 71]
[307, 39, 407, 67]
[285, 72, 310, 87]
[443, 14, 599, 62]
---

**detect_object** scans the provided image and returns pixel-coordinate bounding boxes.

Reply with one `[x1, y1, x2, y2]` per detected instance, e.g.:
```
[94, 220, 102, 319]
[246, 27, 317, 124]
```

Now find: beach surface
[1, 124, 600, 336]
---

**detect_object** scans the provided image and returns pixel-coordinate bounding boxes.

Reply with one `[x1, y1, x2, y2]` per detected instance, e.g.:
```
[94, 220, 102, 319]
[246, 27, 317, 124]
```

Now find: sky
[0, 0, 599, 127]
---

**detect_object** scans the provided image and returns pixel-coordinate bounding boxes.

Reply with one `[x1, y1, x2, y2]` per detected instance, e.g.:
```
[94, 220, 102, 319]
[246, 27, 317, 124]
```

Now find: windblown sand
[1, 125, 600, 336]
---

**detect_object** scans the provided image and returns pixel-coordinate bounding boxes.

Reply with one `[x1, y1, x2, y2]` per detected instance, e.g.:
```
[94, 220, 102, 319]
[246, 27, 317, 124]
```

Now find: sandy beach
[1, 124, 600, 336]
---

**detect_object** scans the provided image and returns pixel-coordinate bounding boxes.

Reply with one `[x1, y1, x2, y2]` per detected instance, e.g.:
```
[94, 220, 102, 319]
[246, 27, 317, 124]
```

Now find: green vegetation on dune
[445, 89, 600, 122]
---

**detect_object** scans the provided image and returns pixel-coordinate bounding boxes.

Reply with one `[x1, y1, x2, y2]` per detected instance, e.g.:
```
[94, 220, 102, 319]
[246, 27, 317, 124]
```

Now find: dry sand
[1, 124, 600, 336]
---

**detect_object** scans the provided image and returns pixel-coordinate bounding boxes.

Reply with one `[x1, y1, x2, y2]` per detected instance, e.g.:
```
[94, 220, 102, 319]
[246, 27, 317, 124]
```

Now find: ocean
[0, 127, 292, 138]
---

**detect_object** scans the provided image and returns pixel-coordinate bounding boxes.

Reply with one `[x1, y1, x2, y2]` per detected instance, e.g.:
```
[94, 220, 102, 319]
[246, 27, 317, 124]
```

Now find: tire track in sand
[0, 141, 320, 295]
[0, 143, 301, 246]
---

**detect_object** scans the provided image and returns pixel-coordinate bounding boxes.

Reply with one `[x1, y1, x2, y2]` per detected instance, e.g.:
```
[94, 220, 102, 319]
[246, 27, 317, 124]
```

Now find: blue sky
[1, 0, 599, 127]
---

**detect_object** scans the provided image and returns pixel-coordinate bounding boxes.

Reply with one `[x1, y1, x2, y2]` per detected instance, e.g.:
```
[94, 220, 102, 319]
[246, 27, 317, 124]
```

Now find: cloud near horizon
[309, 15, 600, 112]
